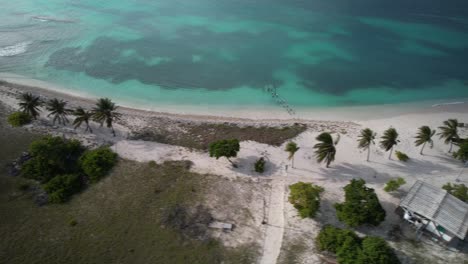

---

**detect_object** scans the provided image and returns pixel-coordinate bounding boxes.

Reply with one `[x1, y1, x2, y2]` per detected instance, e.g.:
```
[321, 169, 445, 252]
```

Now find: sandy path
[260, 169, 286, 264]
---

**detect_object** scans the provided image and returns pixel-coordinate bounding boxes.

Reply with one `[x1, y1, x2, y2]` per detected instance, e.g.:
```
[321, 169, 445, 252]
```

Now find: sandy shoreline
[1, 73, 468, 123]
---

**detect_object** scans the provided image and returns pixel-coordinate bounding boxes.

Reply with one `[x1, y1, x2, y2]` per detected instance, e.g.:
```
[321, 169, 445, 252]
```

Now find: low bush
[7, 112, 31, 127]
[395, 151, 409, 162]
[316, 225, 401, 264]
[43, 174, 82, 203]
[254, 157, 265, 173]
[443, 183, 468, 202]
[288, 182, 324, 218]
[69, 219, 78, 226]
[384, 177, 406, 192]
[21, 136, 84, 183]
[80, 147, 118, 183]
[335, 179, 386, 227]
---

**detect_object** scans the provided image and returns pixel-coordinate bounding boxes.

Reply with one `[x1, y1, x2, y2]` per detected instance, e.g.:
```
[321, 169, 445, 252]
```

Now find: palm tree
[18, 92, 42, 119]
[414, 126, 435, 155]
[285, 142, 300, 168]
[313, 132, 340, 168]
[46, 98, 72, 125]
[357, 128, 377, 162]
[73, 107, 93, 133]
[380, 127, 400, 160]
[92, 98, 121, 137]
[438, 119, 459, 153]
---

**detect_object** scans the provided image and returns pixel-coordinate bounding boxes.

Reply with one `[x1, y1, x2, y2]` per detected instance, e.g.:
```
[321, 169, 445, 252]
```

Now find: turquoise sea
[1, 0, 468, 113]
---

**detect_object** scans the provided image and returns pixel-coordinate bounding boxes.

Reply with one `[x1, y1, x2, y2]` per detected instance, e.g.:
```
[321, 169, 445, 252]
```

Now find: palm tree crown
[414, 126, 435, 155]
[18, 92, 42, 119]
[314, 132, 340, 168]
[46, 98, 72, 125]
[73, 107, 93, 133]
[380, 127, 399, 159]
[357, 128, 376, 161]
[438, 119, 459, 153]
[285, 142, 300, 168]
[92, 98, 121, 136]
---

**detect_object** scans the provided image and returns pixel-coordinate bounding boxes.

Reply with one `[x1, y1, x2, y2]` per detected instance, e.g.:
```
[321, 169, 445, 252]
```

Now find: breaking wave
[0, 41, 32, 57]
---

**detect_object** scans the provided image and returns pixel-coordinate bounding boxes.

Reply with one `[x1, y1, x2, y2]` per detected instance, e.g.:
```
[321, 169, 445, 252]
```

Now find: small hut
[399, 181, 468, 243]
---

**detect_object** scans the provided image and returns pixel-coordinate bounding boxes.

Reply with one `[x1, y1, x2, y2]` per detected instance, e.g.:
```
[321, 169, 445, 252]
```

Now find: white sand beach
[1, 79, 468, 263]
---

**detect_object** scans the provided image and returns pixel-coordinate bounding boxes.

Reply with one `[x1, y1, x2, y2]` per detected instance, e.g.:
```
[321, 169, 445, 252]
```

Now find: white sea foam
[0, 41, 32, 57]
[432, 101, 465, 107]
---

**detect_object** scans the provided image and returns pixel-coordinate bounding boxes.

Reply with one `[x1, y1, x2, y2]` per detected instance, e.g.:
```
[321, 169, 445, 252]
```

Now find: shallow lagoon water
[1, 0, 468, 112]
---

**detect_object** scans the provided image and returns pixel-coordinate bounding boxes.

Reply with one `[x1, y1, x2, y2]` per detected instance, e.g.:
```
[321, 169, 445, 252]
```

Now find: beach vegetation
[414, 126, 435, 155]
[21, 136, 85, 183]
[438, 119, 459, 153]
[443, 183, 468, 202]
[254, 157, 265, 173]
[384, 178, 406, 192]
[73, 107, 93, 133]
[335, 179, 386, 227]
[453, 139, 468, 162]
[357, 128, 376, 162]
[209, 139, 240, 167]
[285, 141, 300, 168]
[288, 182, 324, 218]
[314, 132, 339, 168]
[18, 92, 42, 119]
[395, 151, 409, 162]
[316, 225, 400, 264]
[46, 98, 72, 125]
[380, 128, 400, 160]
[80, 147, 118, 183]
[7, 111, 31, 127]
[43, 174, 82, 203]
[92, 98, 122, 137]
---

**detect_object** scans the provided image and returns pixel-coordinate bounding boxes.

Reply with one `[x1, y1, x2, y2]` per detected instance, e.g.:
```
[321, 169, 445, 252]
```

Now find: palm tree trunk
[367, 146, 370, 162]
[420, 142, 426, 155]
[389, 147, 393, 160]
[111, 126, 116, 137]
[449, 142, 453, 153]
[292, 156, 294, 168]
[226, 157, 237, 168]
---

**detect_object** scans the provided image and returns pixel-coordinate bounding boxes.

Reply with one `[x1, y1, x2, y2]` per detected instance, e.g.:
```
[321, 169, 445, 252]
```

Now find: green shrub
[80, 147, 118, 183]
[209, 139, 240, 166]
[316, 226, 400, 264]
[69, 219, 78, 226]
[21, 136, 84, 183]
[254, 157, 265, 173]
[148, 160, 157, 167]
[443, 183, 468, 202]
[7, 112, 31, 127]
[316, 225, 361, 253]
[395, 151, 409, 162]
[43, 174, 82, 203]
[335, 179, 386, 227]
[453, 140, 468, 162]
[384, 178, 406, 192]
[288, 182, 324, 218]
[357, 236, 400, 264]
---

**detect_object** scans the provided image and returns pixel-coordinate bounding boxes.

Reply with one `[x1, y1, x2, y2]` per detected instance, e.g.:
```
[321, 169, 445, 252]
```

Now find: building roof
[400, 180, 468, 239]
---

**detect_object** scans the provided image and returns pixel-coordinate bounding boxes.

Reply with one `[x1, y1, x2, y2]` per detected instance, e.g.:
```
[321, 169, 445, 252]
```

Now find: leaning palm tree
[46, 98, 72, 125]
[73, 107, 93, 133]
[380, 127, 400, 160]
[313, 132, 340, 168]
[357, 128, 377, 162]
[285, 142, 300, 168]
[92, 98, 121, 137]
[18, 92, 42, 119]
[438, 119, 459, 153]
[414, 126, 435, 155]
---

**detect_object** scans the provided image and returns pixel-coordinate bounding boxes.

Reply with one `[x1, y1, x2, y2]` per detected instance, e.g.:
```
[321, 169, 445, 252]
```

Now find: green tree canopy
[357, 236, 400, 264]
[453, 139, 468, 162]
[438, 119, 459, 153]
[443, 183, 468, 202]
[335, 179, 386, 227]
[285, 141, 300, 168]
[73, 107, 93, 133]
[209, 139, 240, 166]
[92, 98, 121, 136]
[314, 132, 339, 168]
[288, 182, 324, 218]
[357, 128, 376, 162]
[18, 92, 42, 119]
[80, 147, 118, 183]
[380, 128, 399, 160]
[46, 98, 72, 125]
[414, 126, 435, 155]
